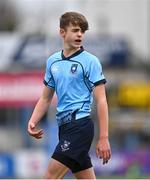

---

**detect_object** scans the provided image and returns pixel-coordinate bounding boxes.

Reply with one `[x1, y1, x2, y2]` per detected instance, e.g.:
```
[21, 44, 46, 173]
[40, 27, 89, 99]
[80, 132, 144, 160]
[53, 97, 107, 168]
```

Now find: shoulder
[46, 51, 61, 66]
[82, 50, 102, 65]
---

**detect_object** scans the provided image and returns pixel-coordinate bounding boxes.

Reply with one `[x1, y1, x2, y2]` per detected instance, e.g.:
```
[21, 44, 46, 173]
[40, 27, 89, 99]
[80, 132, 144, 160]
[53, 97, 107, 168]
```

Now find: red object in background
[0, 71, 56, 107]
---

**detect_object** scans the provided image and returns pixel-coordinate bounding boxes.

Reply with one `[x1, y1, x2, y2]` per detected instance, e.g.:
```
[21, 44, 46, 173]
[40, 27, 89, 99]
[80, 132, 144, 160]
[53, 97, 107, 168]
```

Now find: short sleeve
[86, 57, 106, 89]
[43, 58, 55, 89]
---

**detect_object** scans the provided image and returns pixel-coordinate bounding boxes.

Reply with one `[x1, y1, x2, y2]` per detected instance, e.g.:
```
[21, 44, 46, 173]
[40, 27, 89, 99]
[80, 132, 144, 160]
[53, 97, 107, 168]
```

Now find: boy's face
[60, 23, 85, 49]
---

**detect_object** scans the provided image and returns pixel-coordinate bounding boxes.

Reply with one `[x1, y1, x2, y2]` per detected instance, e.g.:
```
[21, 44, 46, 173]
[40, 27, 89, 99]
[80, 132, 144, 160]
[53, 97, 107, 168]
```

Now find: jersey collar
[61, 46, 84, 60]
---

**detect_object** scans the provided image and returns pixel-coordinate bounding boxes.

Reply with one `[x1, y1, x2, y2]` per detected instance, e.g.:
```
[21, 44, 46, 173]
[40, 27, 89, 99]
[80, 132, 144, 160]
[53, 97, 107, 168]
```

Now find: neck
[63, 44, 81, 57]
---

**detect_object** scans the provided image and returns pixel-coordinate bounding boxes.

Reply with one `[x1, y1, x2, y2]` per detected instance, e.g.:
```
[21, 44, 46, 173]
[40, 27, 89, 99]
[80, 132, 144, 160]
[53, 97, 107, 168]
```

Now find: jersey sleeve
[86, 57, 106, 89]
[43, 58, 55, 89]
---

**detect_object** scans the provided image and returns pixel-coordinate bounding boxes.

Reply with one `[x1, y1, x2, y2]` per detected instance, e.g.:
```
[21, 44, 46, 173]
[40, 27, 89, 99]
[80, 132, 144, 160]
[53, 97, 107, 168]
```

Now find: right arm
[28, 86, 55, 139]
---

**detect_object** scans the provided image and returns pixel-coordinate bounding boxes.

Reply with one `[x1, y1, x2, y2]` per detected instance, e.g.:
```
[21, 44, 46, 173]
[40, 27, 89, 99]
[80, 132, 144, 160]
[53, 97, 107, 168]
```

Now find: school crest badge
[61, 140, 70, 152]
[70, 64, 78, 74]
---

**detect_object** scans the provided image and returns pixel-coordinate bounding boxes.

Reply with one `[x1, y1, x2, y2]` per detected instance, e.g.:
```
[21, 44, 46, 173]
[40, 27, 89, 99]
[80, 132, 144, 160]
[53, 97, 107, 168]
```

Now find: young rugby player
[28, 11, 111, 179]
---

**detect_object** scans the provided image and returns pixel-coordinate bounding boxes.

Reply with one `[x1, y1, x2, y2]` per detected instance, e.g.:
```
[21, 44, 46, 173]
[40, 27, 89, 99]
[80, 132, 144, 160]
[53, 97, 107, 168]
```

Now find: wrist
[99, 136, 108, 140]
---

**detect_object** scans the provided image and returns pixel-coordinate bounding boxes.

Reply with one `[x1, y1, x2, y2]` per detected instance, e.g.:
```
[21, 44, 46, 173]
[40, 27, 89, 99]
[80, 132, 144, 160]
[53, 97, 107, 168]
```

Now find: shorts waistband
[76, 115, 91, 121]
[59, 115, 91, 127]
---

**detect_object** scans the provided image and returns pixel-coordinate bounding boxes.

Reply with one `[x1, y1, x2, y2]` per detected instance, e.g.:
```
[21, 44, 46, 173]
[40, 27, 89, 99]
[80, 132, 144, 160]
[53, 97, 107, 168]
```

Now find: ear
[59, 28, 65, 38]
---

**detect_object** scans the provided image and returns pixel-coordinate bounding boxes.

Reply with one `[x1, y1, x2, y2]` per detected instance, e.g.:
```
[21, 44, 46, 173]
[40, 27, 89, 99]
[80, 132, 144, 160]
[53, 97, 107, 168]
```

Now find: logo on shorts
[61, 140, 70, 152]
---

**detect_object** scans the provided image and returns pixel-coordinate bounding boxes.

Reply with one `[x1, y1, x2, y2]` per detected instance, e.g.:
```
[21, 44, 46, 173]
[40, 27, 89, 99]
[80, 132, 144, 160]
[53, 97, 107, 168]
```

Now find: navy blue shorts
[51, 116, 94, 173]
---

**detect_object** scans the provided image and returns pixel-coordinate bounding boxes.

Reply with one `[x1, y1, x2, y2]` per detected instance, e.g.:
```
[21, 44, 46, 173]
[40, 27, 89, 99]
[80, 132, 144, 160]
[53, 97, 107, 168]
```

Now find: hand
[28, 121, 44, 139]
[96, 138, 111, 165]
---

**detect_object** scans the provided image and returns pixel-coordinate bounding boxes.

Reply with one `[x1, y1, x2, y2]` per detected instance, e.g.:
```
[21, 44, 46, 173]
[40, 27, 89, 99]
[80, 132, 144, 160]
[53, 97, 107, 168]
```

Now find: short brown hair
[60, 12, 89, 32]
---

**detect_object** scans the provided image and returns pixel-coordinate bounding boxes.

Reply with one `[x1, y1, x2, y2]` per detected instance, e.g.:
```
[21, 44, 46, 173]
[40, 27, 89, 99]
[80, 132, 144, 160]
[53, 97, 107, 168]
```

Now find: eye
[72, 30, 77, 32]
[72, 29, 80, 32]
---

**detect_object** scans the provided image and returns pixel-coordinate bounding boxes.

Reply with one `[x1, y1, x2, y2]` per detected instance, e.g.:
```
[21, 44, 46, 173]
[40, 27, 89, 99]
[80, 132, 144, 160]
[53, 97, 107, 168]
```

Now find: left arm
[93, 84, 111, 165]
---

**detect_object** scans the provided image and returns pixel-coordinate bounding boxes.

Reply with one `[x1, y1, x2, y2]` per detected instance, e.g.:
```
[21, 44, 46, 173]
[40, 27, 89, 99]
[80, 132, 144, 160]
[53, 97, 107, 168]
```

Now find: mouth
[75, 39, 82, 43]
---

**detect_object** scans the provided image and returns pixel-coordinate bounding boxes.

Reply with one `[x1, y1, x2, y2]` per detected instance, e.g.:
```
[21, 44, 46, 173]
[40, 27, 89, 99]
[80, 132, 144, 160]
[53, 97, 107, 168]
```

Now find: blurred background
[0, 0, 150, 178]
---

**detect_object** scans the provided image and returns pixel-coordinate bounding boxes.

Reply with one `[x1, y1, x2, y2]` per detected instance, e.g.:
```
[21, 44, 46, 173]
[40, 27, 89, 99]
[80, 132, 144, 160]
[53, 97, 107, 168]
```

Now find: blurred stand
[0, 0, 150, 178]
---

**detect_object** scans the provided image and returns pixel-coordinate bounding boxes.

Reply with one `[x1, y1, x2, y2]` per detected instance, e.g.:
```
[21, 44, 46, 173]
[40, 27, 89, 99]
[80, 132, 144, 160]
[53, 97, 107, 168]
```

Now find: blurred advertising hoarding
[0, 33, 19, 71]
[0, 150, 150, 178]
[92, 150, 150, 176]
[0, 153, 14, 178]
[118, 83, 150, 108]
[12, 34, 129, 69]
[0, 34, 129, 71]
[14, 150, 47, 179]
[0, 72, 56, 107]
[108, 82, 150, 109]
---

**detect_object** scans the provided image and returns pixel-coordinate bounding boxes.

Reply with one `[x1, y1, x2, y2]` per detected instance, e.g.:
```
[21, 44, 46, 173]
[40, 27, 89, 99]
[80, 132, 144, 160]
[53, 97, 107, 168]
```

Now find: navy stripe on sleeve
[43, 79, 55, 89]
[43, 79, 48, 86]
[94, 79, 107, 86]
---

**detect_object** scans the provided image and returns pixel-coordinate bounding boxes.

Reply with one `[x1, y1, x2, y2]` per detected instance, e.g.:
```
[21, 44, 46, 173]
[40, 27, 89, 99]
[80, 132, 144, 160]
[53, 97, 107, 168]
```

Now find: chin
[74, 44, 81, 49]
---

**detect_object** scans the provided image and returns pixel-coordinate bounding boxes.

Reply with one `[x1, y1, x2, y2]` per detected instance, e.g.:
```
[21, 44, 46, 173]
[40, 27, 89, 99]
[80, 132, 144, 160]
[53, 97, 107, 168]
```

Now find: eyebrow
[72, 27, 81, 30]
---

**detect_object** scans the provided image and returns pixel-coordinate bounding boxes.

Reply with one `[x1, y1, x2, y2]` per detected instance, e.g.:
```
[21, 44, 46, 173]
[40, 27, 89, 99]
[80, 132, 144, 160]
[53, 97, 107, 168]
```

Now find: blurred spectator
[0, 0, 18, 31]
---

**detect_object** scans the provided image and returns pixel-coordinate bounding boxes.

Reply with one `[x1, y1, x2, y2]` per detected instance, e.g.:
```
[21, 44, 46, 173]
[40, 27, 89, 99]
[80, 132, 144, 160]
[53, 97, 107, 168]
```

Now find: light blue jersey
[44, 47, 106, 126]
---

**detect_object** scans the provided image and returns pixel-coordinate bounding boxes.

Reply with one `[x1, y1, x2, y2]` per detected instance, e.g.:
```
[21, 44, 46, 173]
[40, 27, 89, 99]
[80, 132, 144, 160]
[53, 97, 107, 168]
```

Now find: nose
[77, 30, 82, 37]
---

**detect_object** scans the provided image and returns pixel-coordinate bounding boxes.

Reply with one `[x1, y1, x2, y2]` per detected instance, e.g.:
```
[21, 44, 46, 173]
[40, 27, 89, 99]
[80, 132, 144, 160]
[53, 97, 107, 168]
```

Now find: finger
[104, 160, 108, 164]
[103, 158, 108, 165]
[104, 149, 111, 162]
[28, 122, 35, 131]
[107, 149, 111, 160]
[28, 129, 38, 136]
[38, 131, 44, 138]
[29, 129, 43, 136]
[38, 129, 44, 134]
[103, 151, 107, 160]
[96, 147, 103, 159]
[103, 150, 111, 164]
[37, 133, 44, 138]
[99, 150, 103, 159]
[33, 131, 44, 139]
[96, 147, 99, 157]
[34, 129, 44, 136]
[28, 125, 35, 134]
[35, 134, 43, 139]
[102, 151, 107, 164]
[30, 122, 35, 129]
